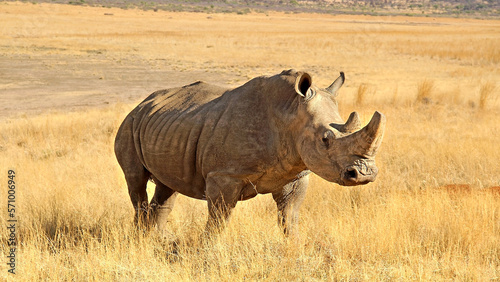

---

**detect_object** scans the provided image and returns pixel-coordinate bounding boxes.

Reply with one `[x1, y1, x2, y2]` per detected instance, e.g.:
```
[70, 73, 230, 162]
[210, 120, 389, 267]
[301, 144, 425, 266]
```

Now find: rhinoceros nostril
[346, 168, 358, 180]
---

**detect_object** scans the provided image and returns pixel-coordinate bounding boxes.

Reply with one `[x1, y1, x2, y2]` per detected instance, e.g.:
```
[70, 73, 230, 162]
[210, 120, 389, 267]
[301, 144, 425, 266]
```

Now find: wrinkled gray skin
[115, 69, 386, 237]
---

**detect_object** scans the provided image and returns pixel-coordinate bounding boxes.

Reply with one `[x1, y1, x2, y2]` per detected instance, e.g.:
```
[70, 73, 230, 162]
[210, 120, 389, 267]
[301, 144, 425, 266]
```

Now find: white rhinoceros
[115, 69, 385, 236]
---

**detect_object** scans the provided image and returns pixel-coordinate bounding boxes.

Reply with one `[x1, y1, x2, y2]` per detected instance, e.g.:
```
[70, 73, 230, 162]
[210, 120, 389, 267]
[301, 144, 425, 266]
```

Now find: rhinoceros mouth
[340, 159, 378, 186]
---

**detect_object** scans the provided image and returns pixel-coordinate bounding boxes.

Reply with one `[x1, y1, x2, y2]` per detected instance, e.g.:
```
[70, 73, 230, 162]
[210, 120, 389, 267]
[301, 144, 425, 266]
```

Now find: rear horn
[326, 72, 345, 96]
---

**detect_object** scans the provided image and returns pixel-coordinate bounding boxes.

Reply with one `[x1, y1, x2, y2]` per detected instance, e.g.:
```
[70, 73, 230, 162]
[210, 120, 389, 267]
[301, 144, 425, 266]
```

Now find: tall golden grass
[355, 84, 369, 105]
[416, 79, 435, 103]
[1, 102, 499, 280]
[0, 2, 499, 281]
[479, 81, 497, 110]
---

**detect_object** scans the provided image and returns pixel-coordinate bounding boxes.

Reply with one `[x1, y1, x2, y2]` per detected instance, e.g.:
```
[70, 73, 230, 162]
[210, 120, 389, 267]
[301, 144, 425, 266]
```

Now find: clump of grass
[479, 81, 496, 110]
[416, 79, 434, 104]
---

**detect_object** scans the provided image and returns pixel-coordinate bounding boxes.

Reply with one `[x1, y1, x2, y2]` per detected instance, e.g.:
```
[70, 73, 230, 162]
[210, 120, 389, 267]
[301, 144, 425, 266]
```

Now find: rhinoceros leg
[150, 180, 178, 232]
[122, 164, 151, 226]
[115, 117, 151, 227]
[204, 173, 242, 234]
[272, 174, 309, 237]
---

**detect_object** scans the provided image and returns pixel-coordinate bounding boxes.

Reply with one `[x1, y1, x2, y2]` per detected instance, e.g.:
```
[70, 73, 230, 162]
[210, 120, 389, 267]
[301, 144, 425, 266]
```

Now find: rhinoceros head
[291, 71, 386, 186]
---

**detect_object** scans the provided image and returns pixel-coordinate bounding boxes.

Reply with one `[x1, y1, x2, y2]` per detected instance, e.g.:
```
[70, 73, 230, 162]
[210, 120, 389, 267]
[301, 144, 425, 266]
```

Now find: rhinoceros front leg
[204, 173, 243, 234]
[272, 173, 309, 237]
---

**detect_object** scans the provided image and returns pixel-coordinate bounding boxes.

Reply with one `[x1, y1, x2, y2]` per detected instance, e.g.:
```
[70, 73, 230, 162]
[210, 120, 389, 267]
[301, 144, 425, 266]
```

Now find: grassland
[1, 2, 499, 280]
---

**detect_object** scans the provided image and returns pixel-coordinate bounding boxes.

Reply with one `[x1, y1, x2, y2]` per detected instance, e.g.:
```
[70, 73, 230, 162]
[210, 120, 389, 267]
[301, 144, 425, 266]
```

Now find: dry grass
[0, 2, 500, 281]
[479, 81, 497, 110]
[1, 103, 499, 280]
[355, 84, 369, 105]
[396, 37, 500, 66]
[416, 79, 435, 104]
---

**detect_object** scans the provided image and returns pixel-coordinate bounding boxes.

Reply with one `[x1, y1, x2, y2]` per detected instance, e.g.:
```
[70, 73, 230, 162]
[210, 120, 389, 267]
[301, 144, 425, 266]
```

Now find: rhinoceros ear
[326, 72, 345, 96]
[295, 72, 316, 101]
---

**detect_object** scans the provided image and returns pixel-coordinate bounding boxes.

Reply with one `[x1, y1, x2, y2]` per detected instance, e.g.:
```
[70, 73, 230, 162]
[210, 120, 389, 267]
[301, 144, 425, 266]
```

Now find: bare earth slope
[1, 2, 499, 118]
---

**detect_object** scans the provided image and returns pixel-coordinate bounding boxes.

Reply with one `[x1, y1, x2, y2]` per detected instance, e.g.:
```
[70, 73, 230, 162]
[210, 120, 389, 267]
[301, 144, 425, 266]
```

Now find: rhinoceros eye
[322, 130, 334, 148]
[322, 137, 329, 147]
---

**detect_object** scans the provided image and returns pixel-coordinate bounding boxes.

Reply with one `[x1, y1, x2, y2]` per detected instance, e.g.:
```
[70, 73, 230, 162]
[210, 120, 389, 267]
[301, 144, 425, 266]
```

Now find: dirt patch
[0, 52, 241, 119]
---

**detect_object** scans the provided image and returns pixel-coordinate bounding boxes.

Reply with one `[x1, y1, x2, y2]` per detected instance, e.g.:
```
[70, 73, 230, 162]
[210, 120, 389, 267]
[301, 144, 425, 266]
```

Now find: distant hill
[7, 0, 500, 18]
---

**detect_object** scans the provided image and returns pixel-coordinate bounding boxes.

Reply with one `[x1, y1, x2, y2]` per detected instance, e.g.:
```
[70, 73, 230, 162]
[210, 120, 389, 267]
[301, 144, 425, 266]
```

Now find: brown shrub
[487, 186, 500, 196]
[439, 184, 472, 195]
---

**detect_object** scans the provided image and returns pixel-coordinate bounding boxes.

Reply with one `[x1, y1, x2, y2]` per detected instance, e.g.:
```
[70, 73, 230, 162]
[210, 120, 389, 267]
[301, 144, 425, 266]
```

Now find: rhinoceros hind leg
[272, 174, 309, 237]
[150, 179, 178, 233]
[115, 117, 151, 227]
[123, 165, 151, 227]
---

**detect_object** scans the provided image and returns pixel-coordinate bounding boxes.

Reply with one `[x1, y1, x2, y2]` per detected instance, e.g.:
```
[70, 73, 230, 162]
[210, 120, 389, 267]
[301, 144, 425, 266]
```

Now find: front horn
[342, 111, 386, 158]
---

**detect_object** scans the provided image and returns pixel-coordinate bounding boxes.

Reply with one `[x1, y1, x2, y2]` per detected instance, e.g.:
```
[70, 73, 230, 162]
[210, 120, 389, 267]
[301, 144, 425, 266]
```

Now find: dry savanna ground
[1, 1, 499, 280]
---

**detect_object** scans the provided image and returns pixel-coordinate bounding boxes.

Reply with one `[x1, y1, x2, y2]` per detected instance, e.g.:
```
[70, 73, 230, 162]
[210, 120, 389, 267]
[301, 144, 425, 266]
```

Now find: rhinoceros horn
[342, 111, 386, 158]
[339, 112, 362, 133]
[326, 72, 345, 96]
